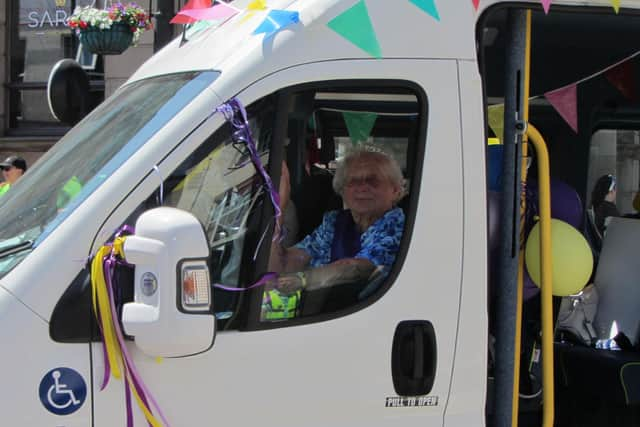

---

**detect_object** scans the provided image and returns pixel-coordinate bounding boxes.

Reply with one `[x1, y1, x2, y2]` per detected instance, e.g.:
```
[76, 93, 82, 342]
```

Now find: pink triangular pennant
[171, 0, 211, 23]
[545, 85, 578, 133]
[472, 0, 480, 10]
[183, 0, 211, 10]
[171, 3, 238, 23]
[606, 60, 636, 101]
[171, 13, 197, 24]
[541, 0, 552, 14]
[171, 0, 226, 24]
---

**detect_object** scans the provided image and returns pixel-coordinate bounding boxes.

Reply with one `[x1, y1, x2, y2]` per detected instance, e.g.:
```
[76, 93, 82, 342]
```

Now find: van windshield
[0, 70, 219, 277]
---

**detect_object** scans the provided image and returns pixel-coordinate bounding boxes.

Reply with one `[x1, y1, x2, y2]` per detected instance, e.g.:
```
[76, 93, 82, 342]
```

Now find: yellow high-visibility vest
[262, 289, 301, 320]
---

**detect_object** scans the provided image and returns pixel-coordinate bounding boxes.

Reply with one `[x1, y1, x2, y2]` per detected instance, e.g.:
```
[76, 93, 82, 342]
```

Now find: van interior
[479, 4, 640, 426]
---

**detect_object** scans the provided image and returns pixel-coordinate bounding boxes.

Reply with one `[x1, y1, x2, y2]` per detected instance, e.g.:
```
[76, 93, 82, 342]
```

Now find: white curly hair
[332, 146, 405, 203]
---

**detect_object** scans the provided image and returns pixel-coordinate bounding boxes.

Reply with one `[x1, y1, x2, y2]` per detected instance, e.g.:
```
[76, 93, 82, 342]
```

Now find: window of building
[6, 0, 104, 136]
[588, 129, 640, 214]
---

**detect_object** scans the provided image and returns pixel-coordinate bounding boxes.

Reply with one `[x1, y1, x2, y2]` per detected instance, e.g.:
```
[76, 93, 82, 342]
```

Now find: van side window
[136, 83, 424, 330]
[257, 83, 424, 327]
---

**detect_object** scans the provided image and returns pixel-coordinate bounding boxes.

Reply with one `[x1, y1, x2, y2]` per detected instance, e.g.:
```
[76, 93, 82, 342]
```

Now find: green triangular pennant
[327, 0, 382, 58]
[343, 111, 377, 145]
[409, 0, 440, 21]
[186, 20, 214, 37]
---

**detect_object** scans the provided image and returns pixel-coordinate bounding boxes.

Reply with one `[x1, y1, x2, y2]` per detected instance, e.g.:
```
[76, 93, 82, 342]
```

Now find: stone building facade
[0, 0, 178, 168]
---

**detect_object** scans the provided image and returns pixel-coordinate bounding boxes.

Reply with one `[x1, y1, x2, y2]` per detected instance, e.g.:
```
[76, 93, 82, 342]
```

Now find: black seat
[291, 166, 342, 241]
[583, 207, 603, 262]
[555, 342, 640, 426]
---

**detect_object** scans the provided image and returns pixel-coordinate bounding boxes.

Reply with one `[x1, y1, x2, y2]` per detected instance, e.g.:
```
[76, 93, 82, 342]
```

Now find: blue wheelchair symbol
[39, 367, 87, 415]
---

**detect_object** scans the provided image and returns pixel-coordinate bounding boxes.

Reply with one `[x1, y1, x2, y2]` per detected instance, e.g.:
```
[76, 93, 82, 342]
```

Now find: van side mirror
[121, 207, 215, 357]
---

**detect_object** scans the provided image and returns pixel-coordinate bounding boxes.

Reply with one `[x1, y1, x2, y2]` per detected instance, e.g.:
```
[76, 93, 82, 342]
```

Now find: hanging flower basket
[80, 22, 134, 55]
[68, 3, 152, 55]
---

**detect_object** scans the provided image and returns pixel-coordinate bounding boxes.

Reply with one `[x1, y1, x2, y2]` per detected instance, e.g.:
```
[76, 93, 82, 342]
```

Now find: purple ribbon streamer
[103, 254, 171, 427]
[116, 225, 136, 238]
[95, 225, 136, 390]
[216, 98, 282, 240]
[213, 272, 277, 291]
[124, 369, 134, 427]
[93, 226, 169, 427]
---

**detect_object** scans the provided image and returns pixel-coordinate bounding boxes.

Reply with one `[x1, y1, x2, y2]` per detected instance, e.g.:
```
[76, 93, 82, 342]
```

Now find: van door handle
[391, 320, 437, 396]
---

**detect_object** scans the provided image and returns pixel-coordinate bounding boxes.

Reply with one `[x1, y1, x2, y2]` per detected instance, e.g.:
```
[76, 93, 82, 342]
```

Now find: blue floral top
[295, 207, 405, 276]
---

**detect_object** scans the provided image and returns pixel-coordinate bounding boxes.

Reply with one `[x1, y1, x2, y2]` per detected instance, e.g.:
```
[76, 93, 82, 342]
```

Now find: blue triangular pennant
[409, 0, 440, 21]
[253, 10, 300, 38]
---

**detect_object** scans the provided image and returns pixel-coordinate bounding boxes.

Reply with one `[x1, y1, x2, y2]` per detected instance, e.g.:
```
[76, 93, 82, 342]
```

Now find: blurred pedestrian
[0, 156, 27, 197]
[590, 173, 619, 236]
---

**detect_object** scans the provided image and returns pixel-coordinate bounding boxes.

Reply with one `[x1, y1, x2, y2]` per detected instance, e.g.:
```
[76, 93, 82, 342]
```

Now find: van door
[92, 59, 464, 427]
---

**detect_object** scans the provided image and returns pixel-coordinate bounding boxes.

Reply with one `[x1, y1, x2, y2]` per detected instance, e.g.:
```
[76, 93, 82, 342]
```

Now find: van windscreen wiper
[0, 240, 33, 258]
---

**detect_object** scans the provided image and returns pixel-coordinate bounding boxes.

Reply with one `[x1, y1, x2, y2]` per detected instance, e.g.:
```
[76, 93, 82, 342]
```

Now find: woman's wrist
[296, 271, 307, 289]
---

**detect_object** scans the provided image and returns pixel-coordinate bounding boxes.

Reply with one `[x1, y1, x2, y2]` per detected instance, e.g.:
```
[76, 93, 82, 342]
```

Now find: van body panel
[0, 286, 91, 425]
[3, 1, 640, 426]
[442, 60, 489, 426]
[128, 0, 476, 85]
[91, 58, 464, 426]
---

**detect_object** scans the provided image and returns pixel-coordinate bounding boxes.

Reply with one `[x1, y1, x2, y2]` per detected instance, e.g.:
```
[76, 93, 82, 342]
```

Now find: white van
[3, 1, 640, 426]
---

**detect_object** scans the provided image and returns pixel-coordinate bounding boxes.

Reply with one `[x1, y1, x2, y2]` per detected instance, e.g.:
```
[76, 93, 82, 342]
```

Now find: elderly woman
[268, 148, 405, 296]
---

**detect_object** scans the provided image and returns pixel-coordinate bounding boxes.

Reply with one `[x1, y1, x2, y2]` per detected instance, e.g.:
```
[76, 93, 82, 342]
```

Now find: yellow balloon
[525, 219, 593, 296]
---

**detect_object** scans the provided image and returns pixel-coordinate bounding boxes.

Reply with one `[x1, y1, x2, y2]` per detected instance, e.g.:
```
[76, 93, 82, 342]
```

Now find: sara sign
[22, 0, 94, 29]
[27, 9, 70, 28]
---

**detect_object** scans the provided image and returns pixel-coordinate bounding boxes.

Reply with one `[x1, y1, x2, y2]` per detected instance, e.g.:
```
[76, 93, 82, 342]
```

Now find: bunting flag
[545, 84, 578, 133]
[238, 0, 267, 25]
[327, 1, 382, 58]
[409, 0, 440, 21]
[606, 60, 635, 100]
[170, 0, 211, 23]
[182, 0, 212, 10]
[611, 0, 620, 13]
[487, 104, 504, 144]
[472, 0, 480, 11]
[541, 0, 552, 14]
[187, 19, 215, 34]
[171, 2, 238, 24]
[170, 14, 194, 24]
[343, 111, 377, 144]
[253, 10, 300, 38]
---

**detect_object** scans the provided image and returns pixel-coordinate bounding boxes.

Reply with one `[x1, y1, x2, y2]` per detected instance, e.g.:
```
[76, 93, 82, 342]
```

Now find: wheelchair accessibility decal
[38, 367, 87, 415]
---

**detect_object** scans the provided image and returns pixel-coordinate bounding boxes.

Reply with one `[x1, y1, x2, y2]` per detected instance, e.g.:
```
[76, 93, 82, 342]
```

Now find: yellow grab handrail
[526, 123, 554, 427]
